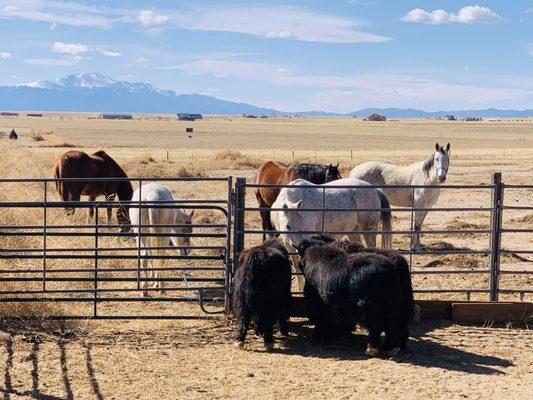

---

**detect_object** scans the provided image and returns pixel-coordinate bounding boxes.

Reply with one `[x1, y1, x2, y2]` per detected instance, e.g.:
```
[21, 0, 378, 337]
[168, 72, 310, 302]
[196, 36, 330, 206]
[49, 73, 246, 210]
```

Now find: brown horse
[255, 161, 342, 234]
[53, 150, 133, 230]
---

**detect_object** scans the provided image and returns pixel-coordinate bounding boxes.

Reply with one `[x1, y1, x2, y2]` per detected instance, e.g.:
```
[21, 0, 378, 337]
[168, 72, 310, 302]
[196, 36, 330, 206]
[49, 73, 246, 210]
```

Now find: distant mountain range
[0, 72, 531, 118]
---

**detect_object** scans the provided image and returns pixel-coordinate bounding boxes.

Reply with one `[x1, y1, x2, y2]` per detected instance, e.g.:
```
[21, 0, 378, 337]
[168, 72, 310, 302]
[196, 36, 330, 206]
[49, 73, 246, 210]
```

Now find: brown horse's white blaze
[52, 150, 133, 231]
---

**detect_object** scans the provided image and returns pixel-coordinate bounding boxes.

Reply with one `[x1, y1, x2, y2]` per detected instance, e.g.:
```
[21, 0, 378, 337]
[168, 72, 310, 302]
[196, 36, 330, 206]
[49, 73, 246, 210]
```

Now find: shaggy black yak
[296, 237, 413, 355]
[232, 239, 291, 351]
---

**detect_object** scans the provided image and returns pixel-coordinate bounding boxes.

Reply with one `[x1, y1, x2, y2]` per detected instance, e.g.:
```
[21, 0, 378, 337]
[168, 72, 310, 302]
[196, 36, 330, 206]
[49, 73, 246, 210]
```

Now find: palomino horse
[255, 161, 342, 235]
[349, 142, 451, 250]
[129, 183, 194, 297]
[271, 178, 393, 289]
[53, 150, 133, 230]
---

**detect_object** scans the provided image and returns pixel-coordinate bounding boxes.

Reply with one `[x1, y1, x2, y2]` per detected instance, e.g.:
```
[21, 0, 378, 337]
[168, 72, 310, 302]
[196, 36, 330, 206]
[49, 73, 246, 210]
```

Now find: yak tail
[377, 190, 392, 249]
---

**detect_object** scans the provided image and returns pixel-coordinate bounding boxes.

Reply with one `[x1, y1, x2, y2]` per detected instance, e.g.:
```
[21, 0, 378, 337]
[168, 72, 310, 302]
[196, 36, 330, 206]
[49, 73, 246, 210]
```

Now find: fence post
[233, 178, 246, 278]
[224, 176, 233, 314]
[489, 172, 503, 301]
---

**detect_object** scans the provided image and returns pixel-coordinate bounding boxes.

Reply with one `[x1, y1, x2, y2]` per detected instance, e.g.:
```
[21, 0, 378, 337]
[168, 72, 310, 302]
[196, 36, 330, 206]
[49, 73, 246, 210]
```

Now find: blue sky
[0, 0, 531, 112]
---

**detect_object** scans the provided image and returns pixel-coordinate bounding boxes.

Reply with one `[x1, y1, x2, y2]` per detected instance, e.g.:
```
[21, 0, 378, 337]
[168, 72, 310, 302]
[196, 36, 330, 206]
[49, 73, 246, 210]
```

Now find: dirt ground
[0, 318, 532, 400]
[0, 115, 532, 398]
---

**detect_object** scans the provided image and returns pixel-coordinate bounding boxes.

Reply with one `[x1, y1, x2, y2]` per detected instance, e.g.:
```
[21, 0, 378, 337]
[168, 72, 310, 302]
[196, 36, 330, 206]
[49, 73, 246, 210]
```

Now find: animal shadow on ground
[269, 319, 513, 375]
[0, 320, 105, 400]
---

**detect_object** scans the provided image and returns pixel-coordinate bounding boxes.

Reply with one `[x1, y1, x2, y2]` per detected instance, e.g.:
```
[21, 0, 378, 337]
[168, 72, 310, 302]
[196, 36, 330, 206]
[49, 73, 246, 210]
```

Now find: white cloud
[172, 59, 532, 112]
[526, 43, 533, 56]
[52, 42, 88, 55]
[135, 57, 149, 64]
[98, 49, 122, 57]
[22, 58, 80, 66]
[178, 6, 390, 43]
[137, 10, 168, 28]
[402, 5, 502, 25]
[0, 2, 390, 44]
[0, 0, 120, 28]
[0, 51, 11, 59]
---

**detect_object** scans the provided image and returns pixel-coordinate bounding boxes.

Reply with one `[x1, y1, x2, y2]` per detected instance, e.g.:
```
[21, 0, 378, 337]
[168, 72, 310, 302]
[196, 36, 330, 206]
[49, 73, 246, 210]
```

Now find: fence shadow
[0, 327, 105, 400]
[270, 320, 512, 375]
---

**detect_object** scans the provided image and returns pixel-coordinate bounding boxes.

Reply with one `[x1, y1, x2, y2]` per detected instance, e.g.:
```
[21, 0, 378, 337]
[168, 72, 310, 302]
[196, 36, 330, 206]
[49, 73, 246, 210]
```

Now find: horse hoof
[364, 345, 379, 357]
[264, 342, 275, 352]
[234, 341, 245, 350]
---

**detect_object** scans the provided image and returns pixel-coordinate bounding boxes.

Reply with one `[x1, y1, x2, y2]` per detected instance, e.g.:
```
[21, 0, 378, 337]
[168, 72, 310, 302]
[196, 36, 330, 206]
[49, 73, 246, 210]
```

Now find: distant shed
[101, 113, 133, 120]
[177, 113, 203, 121]
[27, 113, 43, 117]
[367, 113, 386, 121]
[0, 112, 19, 117]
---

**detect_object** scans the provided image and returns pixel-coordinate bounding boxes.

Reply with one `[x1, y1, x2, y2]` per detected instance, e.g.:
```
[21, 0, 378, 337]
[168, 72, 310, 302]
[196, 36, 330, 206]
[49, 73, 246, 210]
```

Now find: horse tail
[53, 159, 69, 201]
[377, 190, 392, 249]
[147, 206, 165, 274]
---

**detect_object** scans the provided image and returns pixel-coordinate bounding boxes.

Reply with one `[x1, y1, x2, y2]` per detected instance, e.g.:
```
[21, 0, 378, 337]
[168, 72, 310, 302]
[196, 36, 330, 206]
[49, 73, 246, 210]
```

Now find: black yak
[232, 239, 292, 351]
[312, 235, 415, 348]
[296, 237, 412, 356]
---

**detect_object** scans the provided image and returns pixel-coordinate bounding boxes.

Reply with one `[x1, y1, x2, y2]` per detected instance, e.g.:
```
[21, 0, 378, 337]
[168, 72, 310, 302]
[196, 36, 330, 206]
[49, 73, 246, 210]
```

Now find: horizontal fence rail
[0, 172, 531, 320]
[0, 176, 233, 319]
[233, 172, 532, 303]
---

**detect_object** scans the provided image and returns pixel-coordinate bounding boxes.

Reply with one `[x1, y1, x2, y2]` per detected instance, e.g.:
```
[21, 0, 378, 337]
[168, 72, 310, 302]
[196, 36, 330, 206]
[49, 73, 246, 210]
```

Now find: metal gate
[0, 177, 232, 319]
[233, 173, 533, 303]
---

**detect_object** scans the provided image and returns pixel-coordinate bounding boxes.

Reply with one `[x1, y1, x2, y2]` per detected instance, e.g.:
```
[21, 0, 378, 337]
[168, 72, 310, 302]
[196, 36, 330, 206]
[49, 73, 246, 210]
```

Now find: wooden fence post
[489, 172, 503, 301]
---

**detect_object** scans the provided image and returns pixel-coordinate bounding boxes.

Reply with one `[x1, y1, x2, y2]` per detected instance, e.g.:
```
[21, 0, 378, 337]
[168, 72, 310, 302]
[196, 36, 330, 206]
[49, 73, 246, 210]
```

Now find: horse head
[434, 142, 451, 183]
[325, 163, 342, 182]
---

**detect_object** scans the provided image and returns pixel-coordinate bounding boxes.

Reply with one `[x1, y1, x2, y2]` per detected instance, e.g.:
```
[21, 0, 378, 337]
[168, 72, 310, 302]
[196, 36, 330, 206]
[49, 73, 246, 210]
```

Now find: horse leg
[106, 193, 116, 226]
[87, 196, 96, 224]
[255, 191, 273, 238]
[412, 210, 429, 251]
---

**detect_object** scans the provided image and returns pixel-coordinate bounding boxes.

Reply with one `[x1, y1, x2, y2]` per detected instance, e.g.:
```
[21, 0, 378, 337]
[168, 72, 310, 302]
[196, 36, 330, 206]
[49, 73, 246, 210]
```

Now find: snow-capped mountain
[3, 72, 279, 114]
[2, 73, 532, 117]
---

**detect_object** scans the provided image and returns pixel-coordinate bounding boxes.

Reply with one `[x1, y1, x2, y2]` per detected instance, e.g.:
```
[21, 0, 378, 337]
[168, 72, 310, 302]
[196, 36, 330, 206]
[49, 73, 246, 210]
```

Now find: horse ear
[188, 209, 195, 221]
[435, 142, 440, 151]
[294, 199, 303, 209]
[446, 143, 450, 152]
[335, 163, 339, 169]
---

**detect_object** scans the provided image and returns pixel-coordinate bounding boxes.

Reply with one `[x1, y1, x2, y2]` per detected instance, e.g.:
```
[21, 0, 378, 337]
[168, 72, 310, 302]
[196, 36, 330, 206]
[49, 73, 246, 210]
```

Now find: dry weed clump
[32, 133, 45, 142]
[124, 158, 206, 178]
[208, 149, 262, 169]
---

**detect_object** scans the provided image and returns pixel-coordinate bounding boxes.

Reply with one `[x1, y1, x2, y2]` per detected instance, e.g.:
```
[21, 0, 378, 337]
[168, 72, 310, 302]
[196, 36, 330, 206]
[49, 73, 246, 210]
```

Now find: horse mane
[293, 163, 328, 184]
[422, 153, 434, 174]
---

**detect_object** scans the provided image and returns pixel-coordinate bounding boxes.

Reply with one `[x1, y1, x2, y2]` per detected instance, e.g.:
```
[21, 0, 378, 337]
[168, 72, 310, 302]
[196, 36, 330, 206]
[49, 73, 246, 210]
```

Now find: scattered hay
[208, 149, 261, 169]
[40, 142, 77, 148]
[32, 133, 45, 142]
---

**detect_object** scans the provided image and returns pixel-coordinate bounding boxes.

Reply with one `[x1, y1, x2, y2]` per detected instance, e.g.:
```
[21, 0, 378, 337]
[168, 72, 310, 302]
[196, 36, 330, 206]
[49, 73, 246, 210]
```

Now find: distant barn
[27, 113, 43, 117]
[0, 112, 19, 117]
[100, 113, 133, 120]
[177, 113, 203, 121]
[445, 115, 457, 121]
[367, 113, 386, 121]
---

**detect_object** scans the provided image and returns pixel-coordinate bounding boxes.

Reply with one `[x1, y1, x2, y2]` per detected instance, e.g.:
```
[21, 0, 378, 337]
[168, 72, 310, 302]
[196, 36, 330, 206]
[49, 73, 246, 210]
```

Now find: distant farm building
[100, 113, 133, 120]
[463, 117, 483, 122]
[367, 113, 386, 121]
[27, 113, 43, 117]
[245, 115, 258, 119]
[177, 113, 203, 121]
[445, 115, 457, 121]
[0, 112, 19, 117]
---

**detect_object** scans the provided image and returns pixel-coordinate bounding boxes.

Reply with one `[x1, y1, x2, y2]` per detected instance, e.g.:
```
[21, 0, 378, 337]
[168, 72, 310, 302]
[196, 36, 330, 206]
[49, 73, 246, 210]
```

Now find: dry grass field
[0, 114, 532, 399]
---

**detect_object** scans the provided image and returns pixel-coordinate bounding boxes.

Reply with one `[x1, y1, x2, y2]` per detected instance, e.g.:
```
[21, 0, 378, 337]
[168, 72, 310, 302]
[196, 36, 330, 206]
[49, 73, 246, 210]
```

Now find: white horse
[271, 178, 392, 289]
[129, 183, 194, 297]
[349, 142, 450, 250]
